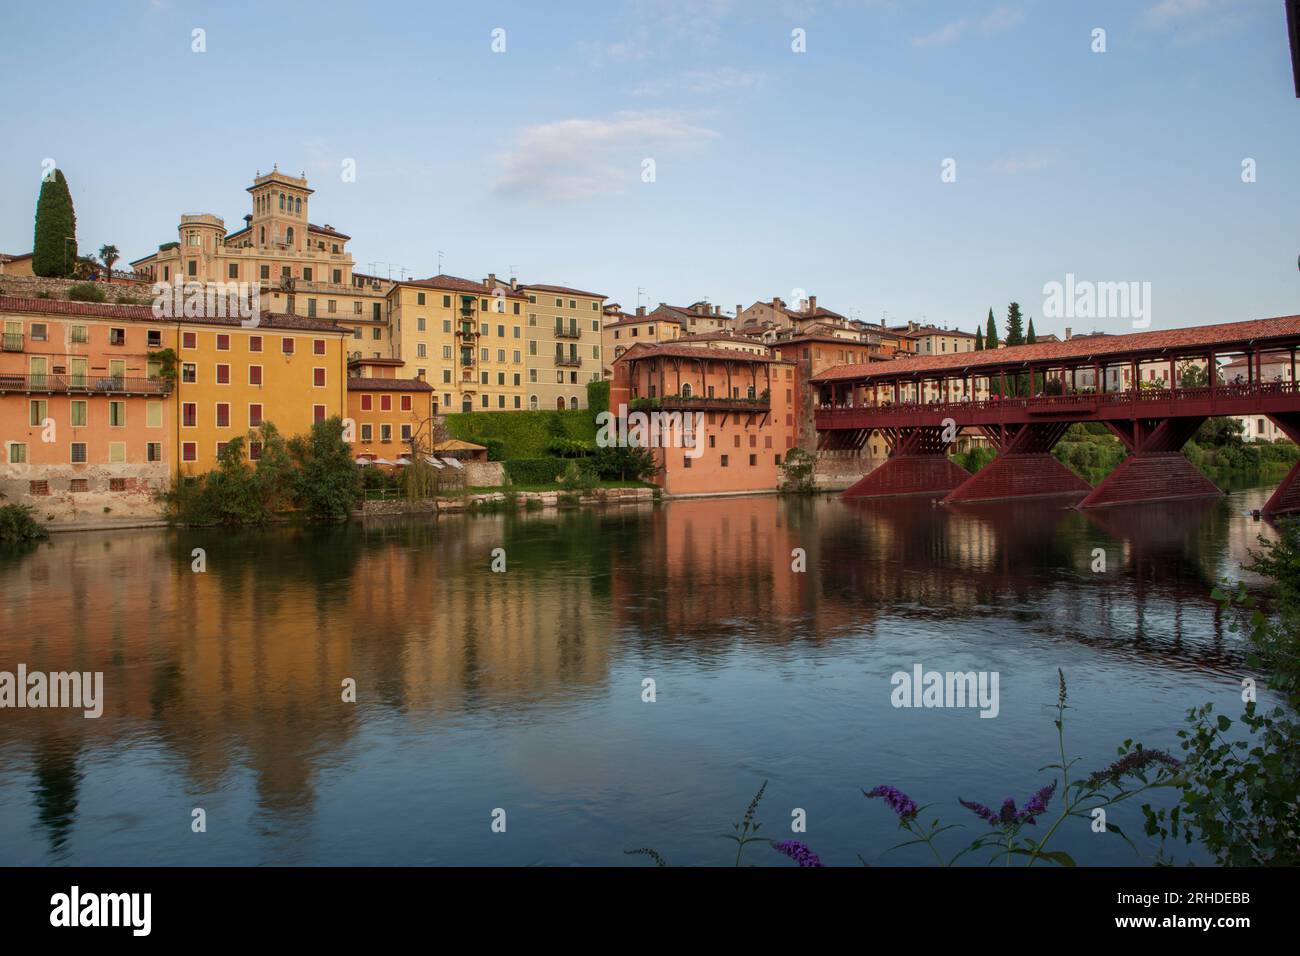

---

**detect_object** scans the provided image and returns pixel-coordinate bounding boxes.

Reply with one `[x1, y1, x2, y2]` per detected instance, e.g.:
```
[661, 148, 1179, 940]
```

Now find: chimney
[808, 295, 817, 314]
[1064, 327, 1072, 340]
[510, 277, 517, 290]
[486, 273, 497, 287]
[636, 306, 647, 317]
[713, 305, 720, 316]
[772, 296, 783, 310]
[735, 303, 743, 318]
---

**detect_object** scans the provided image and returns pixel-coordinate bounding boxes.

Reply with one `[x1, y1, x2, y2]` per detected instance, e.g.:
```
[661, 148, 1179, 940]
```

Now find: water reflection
[0, 487, 1281, 864]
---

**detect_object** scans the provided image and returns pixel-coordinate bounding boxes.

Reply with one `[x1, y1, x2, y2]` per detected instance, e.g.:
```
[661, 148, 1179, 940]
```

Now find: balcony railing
[0, 374, 172, 396]
[1, 333, 22, 352]
[630, 394, 770, 412]
[554, 326, 581, 339]
[554, 354, 582, 367]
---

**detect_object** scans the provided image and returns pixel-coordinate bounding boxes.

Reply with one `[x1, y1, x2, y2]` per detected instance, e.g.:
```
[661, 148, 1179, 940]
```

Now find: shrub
[288, 417, 360, 521]
[0, 503, 48, 543]
[503, 457, 580, 485]
[68, 282, 107, 303]
[587, 378, 610, 417]
[778, 447, 816, 494]
[559, 460, 597, 493]
[446, 408, 597, 459]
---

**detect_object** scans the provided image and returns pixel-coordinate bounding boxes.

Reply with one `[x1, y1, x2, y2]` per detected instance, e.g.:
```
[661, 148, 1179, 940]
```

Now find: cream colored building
[129, 168, 394, 354]
[892, 323, 977, 356]
[515, 283, 605, 410]
[602, 306, 683, 374]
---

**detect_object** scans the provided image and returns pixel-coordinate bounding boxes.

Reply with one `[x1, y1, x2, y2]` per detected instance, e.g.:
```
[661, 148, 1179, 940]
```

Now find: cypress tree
[985, 308, 999, 350]
[1027, 317, 1036, 344]
[32, 169, 77, 277]
[974, 326, 984, 351]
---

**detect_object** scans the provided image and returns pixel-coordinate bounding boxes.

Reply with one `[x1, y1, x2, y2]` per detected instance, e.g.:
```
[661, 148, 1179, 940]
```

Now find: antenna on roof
[508, 264, 518, 281]
[437, 250, 445, 274]
[637, 287, 646, 307]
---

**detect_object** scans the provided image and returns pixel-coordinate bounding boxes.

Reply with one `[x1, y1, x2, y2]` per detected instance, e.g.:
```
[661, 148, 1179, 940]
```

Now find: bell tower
[247, 166, 313, 253]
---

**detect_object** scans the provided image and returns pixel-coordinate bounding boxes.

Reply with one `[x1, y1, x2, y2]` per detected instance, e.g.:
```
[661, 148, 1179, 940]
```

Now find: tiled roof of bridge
[811, 315, 1300, 383]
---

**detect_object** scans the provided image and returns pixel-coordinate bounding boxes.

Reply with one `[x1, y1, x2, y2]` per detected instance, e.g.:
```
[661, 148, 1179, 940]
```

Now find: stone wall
[463, 460, 504, 487]
[813, 448, 882, 490]
[358, 485, 655, 517]
[0, 275, 153, 303]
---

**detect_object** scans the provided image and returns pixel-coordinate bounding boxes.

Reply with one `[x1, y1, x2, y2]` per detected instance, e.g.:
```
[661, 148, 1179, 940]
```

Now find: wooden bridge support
[1077, 417, 1223, 509]
[942, 422, 1091, 504]
[841, 426, 971, 499]
[1262, 413, 1300, 515]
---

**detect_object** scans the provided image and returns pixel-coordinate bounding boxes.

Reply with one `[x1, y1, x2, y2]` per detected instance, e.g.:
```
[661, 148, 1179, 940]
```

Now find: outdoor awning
[423, 456, 445, 468]
[442, 457, 463, 469]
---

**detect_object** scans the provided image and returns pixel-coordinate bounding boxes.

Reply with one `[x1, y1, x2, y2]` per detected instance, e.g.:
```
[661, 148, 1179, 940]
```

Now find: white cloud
[492, 111, 719, 204]
[1144, 0, 1251, 40]
[912, 5, 1023, 48]
[632, 67, 765, 97]
[992, 152, 1054, 175]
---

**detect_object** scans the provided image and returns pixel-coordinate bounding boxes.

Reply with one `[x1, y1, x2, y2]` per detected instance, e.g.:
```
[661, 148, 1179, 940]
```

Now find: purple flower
[772, 840, 823, 867]
[865, 785, 919, 821]
[1086, 749, 1182, 789]
[961, 781, 1058, 828]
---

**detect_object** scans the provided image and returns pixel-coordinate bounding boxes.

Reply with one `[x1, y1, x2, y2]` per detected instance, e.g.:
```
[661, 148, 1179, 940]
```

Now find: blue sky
[1, 0, 1296, 336]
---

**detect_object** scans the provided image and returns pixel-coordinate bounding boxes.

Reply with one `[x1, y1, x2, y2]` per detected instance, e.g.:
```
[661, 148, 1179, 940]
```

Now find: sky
[1, 0, 1297, 338]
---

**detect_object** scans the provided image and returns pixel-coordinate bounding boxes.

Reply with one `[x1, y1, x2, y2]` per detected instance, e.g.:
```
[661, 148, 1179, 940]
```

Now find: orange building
[609, 343, 796, 496]
[1, 297, 172, 499]
[346, 357, 436, 458]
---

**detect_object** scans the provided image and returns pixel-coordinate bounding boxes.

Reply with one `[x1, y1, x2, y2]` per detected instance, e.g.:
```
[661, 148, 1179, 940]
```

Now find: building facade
[517, 283, 605, 410]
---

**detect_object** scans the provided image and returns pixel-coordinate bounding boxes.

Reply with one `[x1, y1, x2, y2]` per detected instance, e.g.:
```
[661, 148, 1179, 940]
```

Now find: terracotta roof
[0, 252, 32, 262]
[348, 356, 404, 366]
[0, 296, 347, 333]
[519, 282, 606, 299]
[612, 342, 790, 365]
[678, 332, 767, 345]
[401, 274, 527, 299]
[307, 223, 350, 240]
[347, 376, 433, 392]
[811, 315, 1300, 383]
[603, 313, 683, 330]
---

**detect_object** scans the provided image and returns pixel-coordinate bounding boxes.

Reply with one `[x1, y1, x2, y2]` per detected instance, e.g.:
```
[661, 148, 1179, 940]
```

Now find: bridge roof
[810, 314, 1300, 384]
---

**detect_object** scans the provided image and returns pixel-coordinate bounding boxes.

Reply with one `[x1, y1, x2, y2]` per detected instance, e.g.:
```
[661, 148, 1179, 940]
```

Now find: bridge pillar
[1077, 417, 1223, 509]
[841, 426, 970, 499]
[1262, 413, 1300, 515]
[943, 422, 1090, 504]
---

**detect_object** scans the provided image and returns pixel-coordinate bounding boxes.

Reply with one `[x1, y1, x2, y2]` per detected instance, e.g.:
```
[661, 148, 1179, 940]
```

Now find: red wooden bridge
[811, 314, 1300, 514]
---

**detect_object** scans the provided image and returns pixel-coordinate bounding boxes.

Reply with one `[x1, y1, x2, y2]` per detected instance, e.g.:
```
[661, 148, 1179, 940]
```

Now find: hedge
[504, 457, 596, 485]
[445, 408, 597, 460]
[587, 379, 609, 417]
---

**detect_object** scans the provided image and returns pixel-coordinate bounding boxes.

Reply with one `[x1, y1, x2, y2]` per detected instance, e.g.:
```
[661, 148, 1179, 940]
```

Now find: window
[108, 443, 126, 464]
[313, 405, 326, 424]
[146, 402, 162, 428]
[216, 334, 230, 351]
[182, 403, 197, 427]
[216, 364, 230, 384]
[71, 324, 88, 344]
[148, 443, 163, 463]
[109, 402, 126, 427]
[313, 368, 326, 387]
[182, 442, 197, 462]
[249, 335, 263, 352]
[361, 394, 373, 411]
[314, 339, 326, 355]
[380, 395, 392, 412]
[8, 443, 26, 464]
[70, 478, 88, 492]
[148, 329, 162, 348]
[108, 477, 127, 491]
[182, 331, 197, 349]
[749, 454, 757, 466]
[721, 455, 729, 467]
[71, 400, 88, 427]
[229, 263, 239, 280]
[249, 365, 263, 386]
[70, 443, 87, 464]
[684, 455, 692, 469]
[182, 363, 197, 383]
[282, 338, 295, 354]
[417, 293, 426, 305]
[29, 480, 49, 496]
[216, 404, 230, 427]
[28, 399, 47, 426]
[400, 395, 412, 412]
[360, 424, 373, 442]
[249, 442, 263, 461]
[380, 424, 392, 443]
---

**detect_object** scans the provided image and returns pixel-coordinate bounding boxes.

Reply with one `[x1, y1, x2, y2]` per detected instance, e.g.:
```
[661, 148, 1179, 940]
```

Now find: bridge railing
[815, 379, 1297, 424]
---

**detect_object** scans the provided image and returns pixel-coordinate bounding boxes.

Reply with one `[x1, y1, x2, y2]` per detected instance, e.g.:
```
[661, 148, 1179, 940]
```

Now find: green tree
[984, 308, 999, 351]
[288, 417, 360, 521]
[1004, 304, 1025, 394]
[32, 169, 77, 277]
[98, 244, 120, 283]
[974, 326, 984, 351]
[1026, 317, 1036, 344]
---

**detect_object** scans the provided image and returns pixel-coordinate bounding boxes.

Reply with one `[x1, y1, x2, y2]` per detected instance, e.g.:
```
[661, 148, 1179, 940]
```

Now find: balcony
[555, 354, 582, 367]
[630, 393, 770, 413]
[0, 374, 173, 396]
[1, 333, 22, 352]
[554, 326, 581, 339]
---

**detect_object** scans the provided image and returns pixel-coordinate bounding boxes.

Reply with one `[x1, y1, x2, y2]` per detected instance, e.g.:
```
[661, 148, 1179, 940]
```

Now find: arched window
[529, 395, 538, 411]
[279, 193, 285, 210]
[569, 396, 578, 410]
[556, 397, 566, 410]
[295, 197, 301, 215]
[286, 227, 294, 246]
[681, 382, 693, 397]
[461, 397, 473, 413]
[259, 226, 265, 244]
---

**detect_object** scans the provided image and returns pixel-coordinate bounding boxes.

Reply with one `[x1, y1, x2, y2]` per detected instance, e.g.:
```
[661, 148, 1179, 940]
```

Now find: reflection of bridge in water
[812, 315, 1300, 514]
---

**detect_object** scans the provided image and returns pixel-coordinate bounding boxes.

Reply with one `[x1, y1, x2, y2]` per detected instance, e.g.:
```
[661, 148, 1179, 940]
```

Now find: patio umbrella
[423, 456, 445, 468]
[354, 457, 372, 466]
[371, 458, 393, 466]
[395, 456, 411, 466]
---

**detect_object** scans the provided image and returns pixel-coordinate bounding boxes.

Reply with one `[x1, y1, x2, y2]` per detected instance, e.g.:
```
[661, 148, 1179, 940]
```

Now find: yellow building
[516, 282, 605, 410]
[386, 273, 527, 414]
[174, 312, 349, 474]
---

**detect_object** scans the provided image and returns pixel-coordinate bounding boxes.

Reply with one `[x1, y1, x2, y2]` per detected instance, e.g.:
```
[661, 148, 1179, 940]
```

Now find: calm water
[0, 484, 1282, 866]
